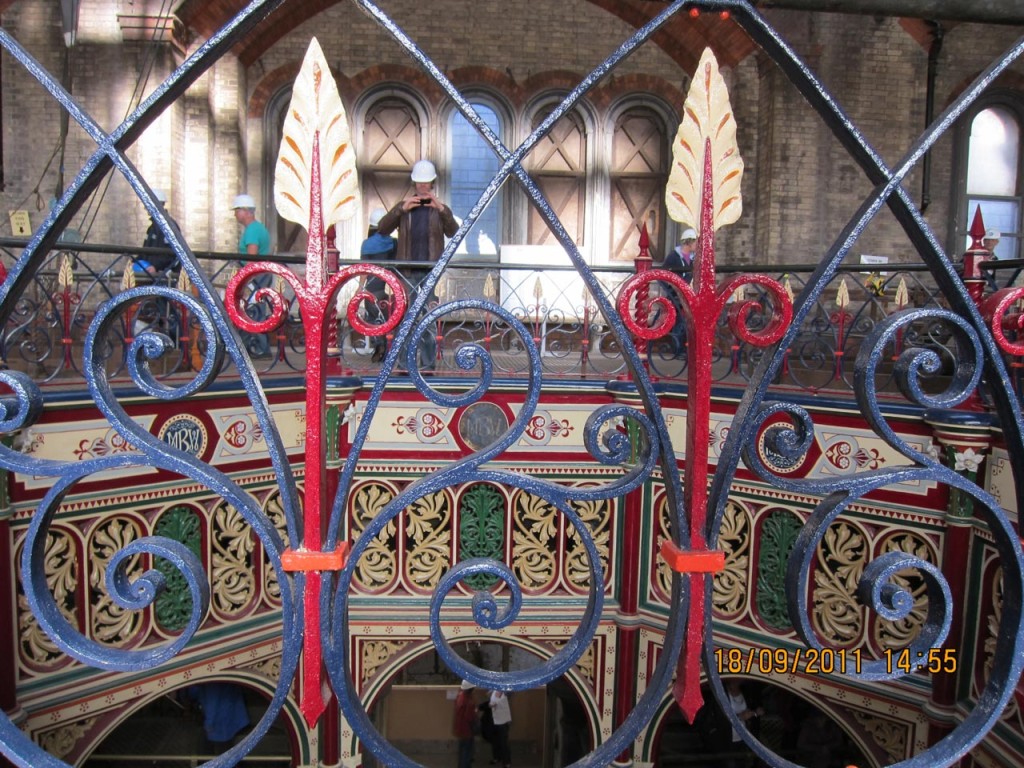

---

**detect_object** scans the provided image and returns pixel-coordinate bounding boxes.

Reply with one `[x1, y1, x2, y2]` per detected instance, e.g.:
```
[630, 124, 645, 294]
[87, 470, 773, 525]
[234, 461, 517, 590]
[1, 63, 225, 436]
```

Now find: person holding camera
[377, 160, 458, 370]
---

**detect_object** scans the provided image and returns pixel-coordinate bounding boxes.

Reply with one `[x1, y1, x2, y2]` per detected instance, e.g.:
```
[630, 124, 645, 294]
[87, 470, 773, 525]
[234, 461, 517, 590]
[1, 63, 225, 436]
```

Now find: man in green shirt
[232, 194, 272, 356]
[233, 193, 271, 257]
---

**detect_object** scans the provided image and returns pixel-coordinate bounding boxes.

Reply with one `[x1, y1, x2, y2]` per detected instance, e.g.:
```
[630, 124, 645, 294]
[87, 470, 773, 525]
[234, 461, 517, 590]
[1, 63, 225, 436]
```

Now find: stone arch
[642, 678, 887, 768]
[352, 635, 601, 761]
[71, 670, 309, 766]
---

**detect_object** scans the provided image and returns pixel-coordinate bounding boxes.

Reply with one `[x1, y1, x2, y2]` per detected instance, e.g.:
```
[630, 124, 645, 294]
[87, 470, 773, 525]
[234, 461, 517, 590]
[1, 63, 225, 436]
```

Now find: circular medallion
[158, 413, 209, 458]
[458, 402, 509, 451]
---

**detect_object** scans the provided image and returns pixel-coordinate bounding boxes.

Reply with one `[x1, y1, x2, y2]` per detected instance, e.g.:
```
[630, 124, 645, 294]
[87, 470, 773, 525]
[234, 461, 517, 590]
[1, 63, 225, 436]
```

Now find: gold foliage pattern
[351, 483, 397, 589]
[654, 495, 673, 599]
[18, 530, 77, 666]
[712, 502, 749, 617]
[552, 637, 597, 686]
[512, 491, 558, 590]
[211, 502, 255, 615]
[983, 568, 1002, 687]
[873, 533, 934, 649]
[564, 498, 611, 590]
[39, 717, 97, 759]
[263, 491, 290, 604]
[89, 517, 143, 644]
[404, 491, 451, 590]
[850, 710, 907, 763]
[361, 640, 410, 683]
[812, 522, 866, 644]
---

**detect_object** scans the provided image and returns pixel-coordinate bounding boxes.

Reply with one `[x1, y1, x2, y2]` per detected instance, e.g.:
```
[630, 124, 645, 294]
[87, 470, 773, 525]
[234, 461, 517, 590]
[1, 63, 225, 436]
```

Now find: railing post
[830, 278, 851, 385]
[326, 225, 343, 377]
[580, 288, 593, 377]
[0, 437, 24, 747]
[961, 206, 990, 305]
[625, 224, 653, 380]
[57, 254, 79, 373]
[961, 206, 998, 411]
[607, 382, 646, 766]
[923, 409, 995, 746]
[323, 379, 358, 764]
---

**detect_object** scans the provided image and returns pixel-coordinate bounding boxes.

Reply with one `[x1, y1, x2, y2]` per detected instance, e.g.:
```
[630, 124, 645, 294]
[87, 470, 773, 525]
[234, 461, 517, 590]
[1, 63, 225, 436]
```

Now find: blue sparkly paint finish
[0, 2, 1020, 767]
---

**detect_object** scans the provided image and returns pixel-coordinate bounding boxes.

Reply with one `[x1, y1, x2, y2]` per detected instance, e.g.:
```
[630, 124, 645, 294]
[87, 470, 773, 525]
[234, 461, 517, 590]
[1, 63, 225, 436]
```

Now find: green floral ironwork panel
[154, 506, 202, 631]
[459, 484, 505, 591]
[756, 510, 803, 630]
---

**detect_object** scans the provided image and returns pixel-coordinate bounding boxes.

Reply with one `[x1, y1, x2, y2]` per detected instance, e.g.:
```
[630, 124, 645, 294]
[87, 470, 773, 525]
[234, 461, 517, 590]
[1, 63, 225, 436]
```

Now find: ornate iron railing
[0, 2, 1022, 768]
[0, 241, 993, 395]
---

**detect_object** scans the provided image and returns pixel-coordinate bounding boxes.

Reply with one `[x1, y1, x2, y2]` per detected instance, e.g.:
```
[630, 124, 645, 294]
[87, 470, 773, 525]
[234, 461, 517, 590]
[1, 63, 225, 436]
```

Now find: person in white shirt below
[488, 689, 512, 768]
[725, 679, 762, 768]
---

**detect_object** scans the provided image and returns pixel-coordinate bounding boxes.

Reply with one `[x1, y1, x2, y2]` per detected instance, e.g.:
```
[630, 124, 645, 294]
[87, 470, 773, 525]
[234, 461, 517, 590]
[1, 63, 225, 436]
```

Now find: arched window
[610, 106, 669, 262]
[360, 94, 425, 220]
[527, 104, 588, 248]
[962, 101, 1022, 261]
[448, 100, 505, 260]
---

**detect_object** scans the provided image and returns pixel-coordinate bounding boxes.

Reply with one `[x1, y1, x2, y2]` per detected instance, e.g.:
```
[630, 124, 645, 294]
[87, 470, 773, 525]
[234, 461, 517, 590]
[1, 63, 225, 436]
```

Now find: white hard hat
[153, 189, 167, 203]
[985, 228, 1000, 240]
[232, 193, 256, 210]
[410, 160, 437, 183]
[369, 207, 387, 228]
[460, 680, 474, 691]
[680, 228, 697, 241]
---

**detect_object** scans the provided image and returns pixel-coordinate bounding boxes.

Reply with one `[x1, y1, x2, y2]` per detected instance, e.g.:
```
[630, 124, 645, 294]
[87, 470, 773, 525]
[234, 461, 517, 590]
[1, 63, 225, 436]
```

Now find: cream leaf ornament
[59, 254, 76, 289]
[665, 47, 743, 231]
[274, 37, 358, 231]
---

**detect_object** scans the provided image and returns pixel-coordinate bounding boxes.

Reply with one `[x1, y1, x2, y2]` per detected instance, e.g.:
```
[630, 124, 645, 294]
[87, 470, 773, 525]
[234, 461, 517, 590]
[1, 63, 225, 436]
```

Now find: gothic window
[610, 106, 669, 262]
[361, 95, 425, 221]
[527, 104, 588, 248]
[961, 99, 1022, 261]
[448, 99, 505, 260]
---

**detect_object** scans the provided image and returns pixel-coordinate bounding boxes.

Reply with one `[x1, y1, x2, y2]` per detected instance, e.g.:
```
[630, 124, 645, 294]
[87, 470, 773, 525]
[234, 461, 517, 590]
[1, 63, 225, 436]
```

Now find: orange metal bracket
[281, 541, 350, 572]
[660, 540, 726, 573]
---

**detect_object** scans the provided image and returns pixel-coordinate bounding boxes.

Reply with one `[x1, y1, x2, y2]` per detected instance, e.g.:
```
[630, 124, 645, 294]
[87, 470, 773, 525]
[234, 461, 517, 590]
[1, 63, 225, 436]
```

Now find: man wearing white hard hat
[377, 160, 458, 370]
[360, 207, 397, 362]
[983, 227, 1001, 257]
[232, 194, 271, 258]
[232, 193, 273, 355]
[664, 227, 697, 275]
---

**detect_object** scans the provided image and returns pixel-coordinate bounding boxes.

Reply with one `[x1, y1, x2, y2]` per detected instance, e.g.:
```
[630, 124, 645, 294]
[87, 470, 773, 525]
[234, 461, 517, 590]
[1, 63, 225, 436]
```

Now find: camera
[419, 197, 431, 206]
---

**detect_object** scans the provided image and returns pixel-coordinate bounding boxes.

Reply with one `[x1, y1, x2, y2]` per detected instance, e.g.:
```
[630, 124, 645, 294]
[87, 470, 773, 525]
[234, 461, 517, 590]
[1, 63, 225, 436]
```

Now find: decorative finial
[274, 38, 358, 232]
[665, 47, 743, 235]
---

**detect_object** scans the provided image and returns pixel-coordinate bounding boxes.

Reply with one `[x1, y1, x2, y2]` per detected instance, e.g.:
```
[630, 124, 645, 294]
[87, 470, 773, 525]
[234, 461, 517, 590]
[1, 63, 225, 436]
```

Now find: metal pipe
[921, 21, 944, 213]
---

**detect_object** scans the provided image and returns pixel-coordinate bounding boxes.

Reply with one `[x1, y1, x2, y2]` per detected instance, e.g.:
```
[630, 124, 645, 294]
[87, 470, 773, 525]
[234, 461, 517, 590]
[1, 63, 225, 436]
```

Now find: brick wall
[1, 1, 1022, 267]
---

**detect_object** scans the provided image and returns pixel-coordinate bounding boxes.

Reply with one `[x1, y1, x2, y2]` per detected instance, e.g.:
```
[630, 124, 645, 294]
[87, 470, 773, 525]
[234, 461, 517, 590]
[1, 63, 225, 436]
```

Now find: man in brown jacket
[377, 159, 458, 370]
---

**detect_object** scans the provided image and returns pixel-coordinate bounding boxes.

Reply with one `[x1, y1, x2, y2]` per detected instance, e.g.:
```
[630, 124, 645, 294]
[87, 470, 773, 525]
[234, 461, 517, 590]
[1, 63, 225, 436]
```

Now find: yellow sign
[9, 210, 31, 236]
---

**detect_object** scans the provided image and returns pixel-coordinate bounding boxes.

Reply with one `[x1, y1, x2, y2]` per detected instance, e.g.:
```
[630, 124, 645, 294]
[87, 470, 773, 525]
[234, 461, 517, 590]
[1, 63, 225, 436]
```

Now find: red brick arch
[448, 67, 525, 110]
[943, 70, 1024, 111]
[590, 73, 684, 113]
[176, 0, 755, 72]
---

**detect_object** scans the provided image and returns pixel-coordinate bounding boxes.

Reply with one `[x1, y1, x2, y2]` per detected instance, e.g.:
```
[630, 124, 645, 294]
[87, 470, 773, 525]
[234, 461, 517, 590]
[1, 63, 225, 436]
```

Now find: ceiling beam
[752, 0, 1024, 26]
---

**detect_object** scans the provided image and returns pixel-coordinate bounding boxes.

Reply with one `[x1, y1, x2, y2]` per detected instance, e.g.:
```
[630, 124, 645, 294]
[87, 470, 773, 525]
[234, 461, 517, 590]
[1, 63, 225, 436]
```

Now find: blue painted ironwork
[0, 2, 1020, 768]
[0, 242, 986, 390]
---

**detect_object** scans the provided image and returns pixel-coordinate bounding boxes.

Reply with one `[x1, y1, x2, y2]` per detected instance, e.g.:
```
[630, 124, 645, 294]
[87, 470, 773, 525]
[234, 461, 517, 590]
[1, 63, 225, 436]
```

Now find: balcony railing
[2, 1, 1023, 767]
[3, 239, 1007, 398]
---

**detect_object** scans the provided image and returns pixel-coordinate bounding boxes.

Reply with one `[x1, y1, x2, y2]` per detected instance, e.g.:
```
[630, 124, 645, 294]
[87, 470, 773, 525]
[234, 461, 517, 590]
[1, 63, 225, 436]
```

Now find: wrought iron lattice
[0, 2, 1022, 768]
